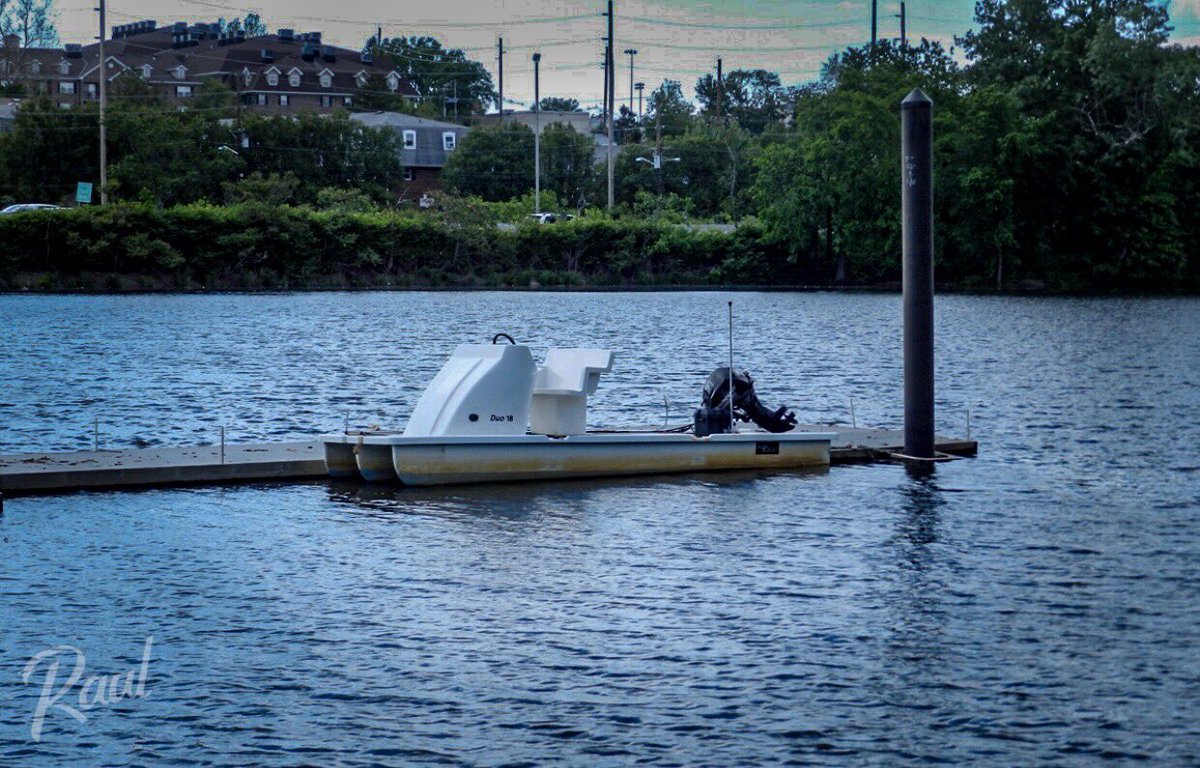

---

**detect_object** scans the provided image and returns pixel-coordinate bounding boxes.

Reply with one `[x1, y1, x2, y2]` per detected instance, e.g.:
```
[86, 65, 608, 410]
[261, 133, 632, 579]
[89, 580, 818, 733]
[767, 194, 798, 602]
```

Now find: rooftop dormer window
[319, 70, 332, 88]
[266, 71, 278, 87]
[386, 73, 399, 92]
[59, 60, 70, 75]
[173, 65, 186, 80]
[355, 71, 367, 88]
[243, 69, 253, 87]
[140, 64, 151, 79]
[30, 60, 41, 74]
[288, 69, 301, 87]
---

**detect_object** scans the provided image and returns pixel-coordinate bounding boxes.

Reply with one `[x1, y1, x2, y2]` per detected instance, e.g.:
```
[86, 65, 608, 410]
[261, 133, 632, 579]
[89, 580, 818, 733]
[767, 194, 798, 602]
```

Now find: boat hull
[322, 432, 834, 486]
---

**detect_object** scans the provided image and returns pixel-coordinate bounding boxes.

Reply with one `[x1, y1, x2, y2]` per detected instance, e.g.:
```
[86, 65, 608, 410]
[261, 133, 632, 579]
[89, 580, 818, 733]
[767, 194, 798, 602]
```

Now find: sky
[51, 0, 1200, 111]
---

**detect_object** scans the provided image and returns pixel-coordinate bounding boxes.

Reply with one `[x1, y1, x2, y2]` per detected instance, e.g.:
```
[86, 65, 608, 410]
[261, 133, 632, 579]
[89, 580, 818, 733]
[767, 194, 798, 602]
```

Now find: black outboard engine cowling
[693, 368, 798, 436]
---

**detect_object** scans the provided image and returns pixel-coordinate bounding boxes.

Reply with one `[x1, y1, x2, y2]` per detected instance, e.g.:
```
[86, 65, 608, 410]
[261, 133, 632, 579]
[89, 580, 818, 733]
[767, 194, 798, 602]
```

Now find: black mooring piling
[901, 88, 935, 459]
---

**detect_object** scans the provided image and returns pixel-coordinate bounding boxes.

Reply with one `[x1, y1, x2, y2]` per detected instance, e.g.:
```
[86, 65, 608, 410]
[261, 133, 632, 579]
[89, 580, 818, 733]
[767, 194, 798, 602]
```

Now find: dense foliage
[1, 0, 1198, 291]
[0, 204, 789, 290]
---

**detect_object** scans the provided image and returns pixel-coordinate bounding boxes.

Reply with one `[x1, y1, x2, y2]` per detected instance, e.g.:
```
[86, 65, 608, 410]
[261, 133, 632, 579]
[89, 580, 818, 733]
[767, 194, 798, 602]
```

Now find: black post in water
[901, 88, 935, 458]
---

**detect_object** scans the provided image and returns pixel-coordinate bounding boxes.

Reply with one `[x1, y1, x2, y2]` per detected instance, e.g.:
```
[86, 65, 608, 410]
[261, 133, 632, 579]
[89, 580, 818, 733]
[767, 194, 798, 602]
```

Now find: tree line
[2, 0, 1198, 291]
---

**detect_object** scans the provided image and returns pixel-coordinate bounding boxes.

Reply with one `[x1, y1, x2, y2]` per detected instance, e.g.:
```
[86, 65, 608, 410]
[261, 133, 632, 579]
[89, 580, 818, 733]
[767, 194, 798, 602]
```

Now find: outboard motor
[693, 368, 798, 436]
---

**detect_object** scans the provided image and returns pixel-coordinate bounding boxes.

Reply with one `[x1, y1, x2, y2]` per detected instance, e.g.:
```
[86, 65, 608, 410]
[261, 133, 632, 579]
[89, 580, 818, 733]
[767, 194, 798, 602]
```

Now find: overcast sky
[53, 0, 1200, 111]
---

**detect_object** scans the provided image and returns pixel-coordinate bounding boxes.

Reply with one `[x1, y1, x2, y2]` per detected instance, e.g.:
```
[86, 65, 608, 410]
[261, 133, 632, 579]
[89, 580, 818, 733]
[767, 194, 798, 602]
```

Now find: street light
[532, 52, 542, 215]
[634, 81, 645, 119]
[623, 48, 638, 115]
[636, 151, 681, 195]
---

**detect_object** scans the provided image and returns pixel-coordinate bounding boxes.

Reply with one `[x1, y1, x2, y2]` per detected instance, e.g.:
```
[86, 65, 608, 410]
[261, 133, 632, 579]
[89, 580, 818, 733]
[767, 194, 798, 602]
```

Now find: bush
[0, 203, 782, 290]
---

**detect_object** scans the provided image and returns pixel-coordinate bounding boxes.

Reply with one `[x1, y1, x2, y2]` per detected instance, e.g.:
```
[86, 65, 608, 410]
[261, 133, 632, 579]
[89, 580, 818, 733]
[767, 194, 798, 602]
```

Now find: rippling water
[1, 292, 1198, 765]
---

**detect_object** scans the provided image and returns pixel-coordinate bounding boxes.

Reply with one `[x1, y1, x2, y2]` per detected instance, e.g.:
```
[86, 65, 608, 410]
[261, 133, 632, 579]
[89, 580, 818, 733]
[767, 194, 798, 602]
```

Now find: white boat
[321, 338, 834, 486]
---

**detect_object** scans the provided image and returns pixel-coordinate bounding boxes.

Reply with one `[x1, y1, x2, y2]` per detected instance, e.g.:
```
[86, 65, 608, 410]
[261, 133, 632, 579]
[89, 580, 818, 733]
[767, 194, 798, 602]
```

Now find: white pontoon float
[322, 336, 834, 486]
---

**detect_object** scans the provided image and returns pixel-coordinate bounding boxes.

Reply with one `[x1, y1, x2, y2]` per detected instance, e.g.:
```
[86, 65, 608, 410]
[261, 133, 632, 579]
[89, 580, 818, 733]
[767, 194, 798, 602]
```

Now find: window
[355, 72, 367, 87]
[403, 167, 414, 182]
[173, 65, 186, 80]
[59, 101, 72, 109]
[30, 60, 41, 74]
[343, 96, 352, 106]
[266, 72, 278, 86]
[278, 94, 289, 106]
[141, 64, 151, 79]
[175, 85, 193, 98]
[59, 61, 70, 75]
[442, 131, 456, 151]
[289, 71, 301, 87]
[320, 95, 333, 108]
[402, 130, 416, 150]
[59, 81, 75, 94]
[319, 72, 332, 88]
[85, 82, 98, 98]
[255, 93, 268, 106]
[386, 73, 399, 92]
[243, 70, 253, 87]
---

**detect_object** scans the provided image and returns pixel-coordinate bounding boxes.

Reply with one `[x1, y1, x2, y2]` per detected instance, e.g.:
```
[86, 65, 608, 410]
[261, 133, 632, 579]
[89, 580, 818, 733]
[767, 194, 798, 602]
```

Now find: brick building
[0, 20, 418, 113]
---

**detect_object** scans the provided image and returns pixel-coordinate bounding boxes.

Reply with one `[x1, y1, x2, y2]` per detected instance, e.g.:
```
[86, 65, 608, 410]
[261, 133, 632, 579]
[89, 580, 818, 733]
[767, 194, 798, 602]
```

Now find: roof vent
[261, 49, 274, 63]
[321, 45, 335, 62]
[278, 28, 294, 42]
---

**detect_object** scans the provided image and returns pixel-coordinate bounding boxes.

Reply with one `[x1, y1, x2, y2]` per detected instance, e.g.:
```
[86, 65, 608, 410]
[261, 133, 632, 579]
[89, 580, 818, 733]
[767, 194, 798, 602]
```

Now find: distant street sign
[75, 182, 94, 205]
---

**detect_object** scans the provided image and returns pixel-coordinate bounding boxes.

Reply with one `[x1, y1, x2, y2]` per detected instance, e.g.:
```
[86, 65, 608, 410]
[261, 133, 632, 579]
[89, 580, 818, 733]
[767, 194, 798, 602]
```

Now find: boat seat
[530, 348, 615, 435]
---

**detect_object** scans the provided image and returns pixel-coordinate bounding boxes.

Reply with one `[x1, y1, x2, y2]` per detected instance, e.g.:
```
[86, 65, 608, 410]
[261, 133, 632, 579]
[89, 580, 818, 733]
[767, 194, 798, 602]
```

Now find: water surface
[1, 292, 1197, 765]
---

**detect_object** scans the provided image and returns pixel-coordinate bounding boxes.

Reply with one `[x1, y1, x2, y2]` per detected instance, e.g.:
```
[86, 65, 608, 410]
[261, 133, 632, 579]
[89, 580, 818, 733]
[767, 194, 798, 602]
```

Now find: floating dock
[0, 426, 977, 497]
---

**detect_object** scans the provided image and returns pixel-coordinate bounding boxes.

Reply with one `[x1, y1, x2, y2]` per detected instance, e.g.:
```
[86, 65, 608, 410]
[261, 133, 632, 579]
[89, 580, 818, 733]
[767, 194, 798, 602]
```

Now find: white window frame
[266, 72, 278, 87]
[140, 64, 151, 79]
[59, 81, 75, 94]
[175, 85, 193, 98]
[319, 73, 332, 88]
[255, 93, 268, 106]
[173, 65, 186, 80]
[85, 82, 98, 98]
[59, 61, 70, 75]
[320, 95, 333, 108]
[279, 94, 289, 106]
[403, 130, 417, 150]
[288, 70, 301, 87]
[386, 73, 399, 92]
[442, 131, 456, 151]
[403, 167, 414, 182]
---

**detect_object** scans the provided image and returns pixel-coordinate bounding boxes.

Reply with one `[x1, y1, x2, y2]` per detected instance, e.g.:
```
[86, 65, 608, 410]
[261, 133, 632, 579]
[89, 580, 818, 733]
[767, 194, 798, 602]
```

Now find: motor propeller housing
[693, 367, 798, 436]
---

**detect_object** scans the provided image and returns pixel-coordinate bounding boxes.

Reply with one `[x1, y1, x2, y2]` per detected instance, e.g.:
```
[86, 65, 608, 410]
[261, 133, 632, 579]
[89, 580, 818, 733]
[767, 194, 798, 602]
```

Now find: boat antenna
[728, 300, 735, 433]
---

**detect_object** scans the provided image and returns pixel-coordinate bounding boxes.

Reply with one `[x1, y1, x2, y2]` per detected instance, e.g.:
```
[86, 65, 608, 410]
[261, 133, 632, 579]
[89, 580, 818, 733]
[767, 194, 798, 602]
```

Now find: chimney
[64, 43, 83, 58]
[360, 51, 373, 65]
[261, 49, 274, 63]
[321, 45, 335, 62]
[278, 29, 294, 43]
[301, 43, 315, 62]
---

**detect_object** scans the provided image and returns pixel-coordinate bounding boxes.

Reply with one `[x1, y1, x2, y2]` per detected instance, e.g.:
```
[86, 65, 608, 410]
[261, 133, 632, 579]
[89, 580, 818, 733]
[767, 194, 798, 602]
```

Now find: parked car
[0, 203, 63, 215]
[527, 212, 575, 224]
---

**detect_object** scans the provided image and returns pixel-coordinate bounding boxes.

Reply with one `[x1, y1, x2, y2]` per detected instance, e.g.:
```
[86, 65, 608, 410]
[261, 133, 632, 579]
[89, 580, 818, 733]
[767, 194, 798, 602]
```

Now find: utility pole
[606, 0, 615, 212]
[896, 2, 907, 46]
[376, 26, 382, 49]
[496, 36, 504, 114]
[715, 57, 723, 119]
[97, 0, 107, 205]
[871, 0, 878, 51]
[624, 48, 637, 114]
[635, 81, 644, 119]
[533, 52, 541, 215]
[601, 42, 609, 130]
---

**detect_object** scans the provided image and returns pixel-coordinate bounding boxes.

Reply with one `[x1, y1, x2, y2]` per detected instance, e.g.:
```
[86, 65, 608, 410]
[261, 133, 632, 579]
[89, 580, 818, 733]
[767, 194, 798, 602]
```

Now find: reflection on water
[2, 292, 1199, 765]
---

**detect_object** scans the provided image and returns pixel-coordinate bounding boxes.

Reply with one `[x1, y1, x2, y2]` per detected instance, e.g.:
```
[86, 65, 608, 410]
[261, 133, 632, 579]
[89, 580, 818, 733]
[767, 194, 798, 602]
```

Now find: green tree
[375, 36, 495, 121]
[538, 123, 597, 207]
[695, 68, 788, 133]
[441, 123, 534, 201]
[539, 97, 580, 112]
[645, 80, 693, 137]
